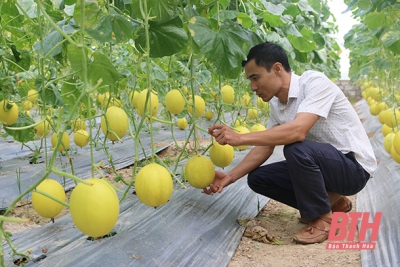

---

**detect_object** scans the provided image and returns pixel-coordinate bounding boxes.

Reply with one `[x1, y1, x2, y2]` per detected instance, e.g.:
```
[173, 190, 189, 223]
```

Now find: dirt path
[228, 195, 361, 267]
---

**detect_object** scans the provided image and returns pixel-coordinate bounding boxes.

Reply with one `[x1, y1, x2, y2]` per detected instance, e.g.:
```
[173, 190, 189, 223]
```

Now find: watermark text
[326, 212, 382, 250]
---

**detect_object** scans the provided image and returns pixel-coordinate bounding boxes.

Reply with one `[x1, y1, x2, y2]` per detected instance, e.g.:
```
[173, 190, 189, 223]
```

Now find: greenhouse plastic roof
[355, 100, 400, 267]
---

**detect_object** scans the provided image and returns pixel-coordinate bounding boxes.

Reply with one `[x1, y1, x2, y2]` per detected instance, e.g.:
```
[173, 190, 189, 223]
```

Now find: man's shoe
[331, 196, 352, 213]
[298, 196, 352, 224]
[293, 217, 331, 244]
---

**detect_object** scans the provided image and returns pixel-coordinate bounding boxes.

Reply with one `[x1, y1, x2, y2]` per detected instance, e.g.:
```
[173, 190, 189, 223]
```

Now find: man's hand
[202, 170, 235, 195]
[208, 124, 241, 146]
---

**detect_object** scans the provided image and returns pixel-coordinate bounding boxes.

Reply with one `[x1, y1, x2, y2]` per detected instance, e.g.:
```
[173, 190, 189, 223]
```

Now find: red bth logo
[326, 212, 382, 250]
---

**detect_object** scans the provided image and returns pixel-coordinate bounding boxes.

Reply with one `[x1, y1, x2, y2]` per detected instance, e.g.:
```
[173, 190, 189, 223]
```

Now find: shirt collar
[277, 72, 300, 109]
[288, 72, 300, 99]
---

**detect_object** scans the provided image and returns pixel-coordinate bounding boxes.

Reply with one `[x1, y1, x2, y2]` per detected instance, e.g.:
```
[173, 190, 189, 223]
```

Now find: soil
[3, 140, 362, 267]
[228, 196, 361, 267]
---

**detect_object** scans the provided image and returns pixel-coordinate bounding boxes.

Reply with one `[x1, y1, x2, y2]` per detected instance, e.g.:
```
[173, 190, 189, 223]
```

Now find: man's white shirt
[267, 70, 377, 176]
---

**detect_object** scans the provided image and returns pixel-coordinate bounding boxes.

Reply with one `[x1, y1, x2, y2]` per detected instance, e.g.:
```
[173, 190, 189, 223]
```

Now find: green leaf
[259, 0, 286, 16]
[64, 0, 77, 5]
[261, 12, 286, 27]
[297, 0, 316, 14]
[294, 14, 305, 26]
[74, 2, 134, 43]
[114, 0, 125, 11]
[375, 58, 391, 70]
[41, 86, 64, 107]
[1, 2, 24, 27]
[300, 27, 314, 39]
[265, 32, 293, 53]
[357, 2, 374, 17]
[283, 3, 300, 18]
[237, 12, 253, 28]
[61, 79, 79, 104]
[287, 28, 317, 53]
[213, 10, 239, 21]
[88, 52, 120, 86]
[61, 79, 90, 114]
[218, 0, 229, 8]
[294, 49, 308, 63]
[197, 68, 212, 84]
[264, 31, 281, 44]
[280, 15, 293, 24]
[313, 33, 325, 47]
[7, 50, 31, 72]
[287, 35, 316, 53]
[136, 16, 188, 58]
[110, 13, 136, 42]
[17, 0, 38, 18]
[381, 31, 400, 54]
[4, 113, 35, 143]
[319, 4, 332, 22]
[360, 47, 380, 56]
[67, 44, 88, 79]
[131, 0, 179, 21]
[86, 12, 135, 43]
[139, 63, 168, 81]
[313, 49, 327, 64]
[189, 17, 253, 79]
[62, 19, 79, 34]
[365, 12, 386, 29]
[284, 23, 302, 37]
[377, 0, 398, 12]
[358, 66, 372, 75]
[86, 15, 113, 43]
[73, 0, 103, 29]
[33, 31, 63, 57]
[307, 0, 322, 13]
[343, 0, 358, 13]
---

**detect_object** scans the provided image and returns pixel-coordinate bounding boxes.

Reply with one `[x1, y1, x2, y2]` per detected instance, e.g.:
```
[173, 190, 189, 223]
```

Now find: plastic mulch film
[0, 133, 169, 211]
[355, 99, 400, 267]
[2, 147, 288, 267]
[0, 118, 212, 211]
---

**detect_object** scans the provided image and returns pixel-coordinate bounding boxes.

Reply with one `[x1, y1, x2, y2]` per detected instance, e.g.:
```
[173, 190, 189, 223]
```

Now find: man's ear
[273, 62, 282, 75]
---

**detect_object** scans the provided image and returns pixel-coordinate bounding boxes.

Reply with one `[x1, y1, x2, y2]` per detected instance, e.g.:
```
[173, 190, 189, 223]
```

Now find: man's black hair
[242, 42, 291, 72]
